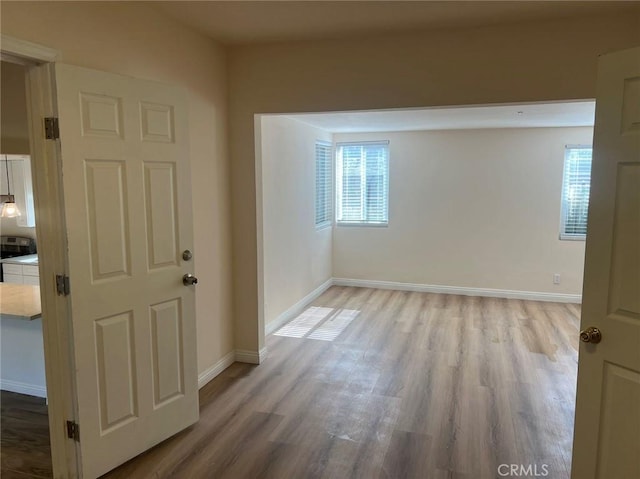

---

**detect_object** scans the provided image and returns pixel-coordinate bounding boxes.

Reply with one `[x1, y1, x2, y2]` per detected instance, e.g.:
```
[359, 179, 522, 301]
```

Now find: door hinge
[44, 117, 60, 140]
[55, 274, 70, 296]
[66, 420, 80, 442]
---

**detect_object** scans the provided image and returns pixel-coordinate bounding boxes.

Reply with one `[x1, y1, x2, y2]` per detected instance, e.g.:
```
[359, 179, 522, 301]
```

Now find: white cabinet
[3, 273, 24, 283]
[0, 257, 44, 398]
[0, 154, 36, 227]
[2, 263, 24, 284]
[2, 262, 39, 285]
[22, 265, 39, 277]
[1, 317, 47, 398]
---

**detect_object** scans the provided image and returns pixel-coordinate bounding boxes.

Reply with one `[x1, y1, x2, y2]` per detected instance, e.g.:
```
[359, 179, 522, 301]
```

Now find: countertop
[0, 283, 42, 321]
[0, 254, 38, 266]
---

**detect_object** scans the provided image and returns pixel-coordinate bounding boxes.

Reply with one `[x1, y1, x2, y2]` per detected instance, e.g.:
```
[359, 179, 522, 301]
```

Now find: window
[336, 141, 389, 225]
[315, 141, 332, 227]
[560, 146, 592, 240]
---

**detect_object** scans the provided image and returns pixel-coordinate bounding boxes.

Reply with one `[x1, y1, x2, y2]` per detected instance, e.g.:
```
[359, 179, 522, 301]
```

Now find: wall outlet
[553, 273, 561, 285]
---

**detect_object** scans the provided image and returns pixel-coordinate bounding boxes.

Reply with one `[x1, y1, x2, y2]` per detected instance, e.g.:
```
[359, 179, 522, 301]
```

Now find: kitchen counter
[1, 254, 38, 266]
[0, 283, 42, 320]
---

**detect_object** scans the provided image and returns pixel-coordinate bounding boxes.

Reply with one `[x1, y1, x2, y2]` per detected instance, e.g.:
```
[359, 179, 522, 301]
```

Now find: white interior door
[54, 63, 198, 478]
[571, 46, 640, 479]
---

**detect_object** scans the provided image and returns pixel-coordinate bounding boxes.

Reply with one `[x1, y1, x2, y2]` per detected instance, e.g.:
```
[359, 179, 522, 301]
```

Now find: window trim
[335, 140, 390, 227]
[315, 140, 333, 230]
[559, 144, 592, 241]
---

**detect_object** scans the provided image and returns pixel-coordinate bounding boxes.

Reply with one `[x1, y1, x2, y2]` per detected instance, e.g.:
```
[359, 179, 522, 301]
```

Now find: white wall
[1, 2, 233, 377]
[333, 127, 592, 296]
[260, 116, 333, 327]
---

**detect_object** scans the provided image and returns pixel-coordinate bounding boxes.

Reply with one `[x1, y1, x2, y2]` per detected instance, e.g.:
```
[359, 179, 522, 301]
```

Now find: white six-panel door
[571, 46, 640, 479]
[54, 64, 198, 478]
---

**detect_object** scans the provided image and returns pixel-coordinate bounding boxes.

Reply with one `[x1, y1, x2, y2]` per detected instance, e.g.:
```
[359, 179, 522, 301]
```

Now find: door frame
[1, 34, 79, 478]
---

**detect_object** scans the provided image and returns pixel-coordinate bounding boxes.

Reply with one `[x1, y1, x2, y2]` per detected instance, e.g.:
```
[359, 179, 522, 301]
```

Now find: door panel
[94, 311, 137, 432]
[621, 77, 640, 134]
[150, 298, 184, 407]
[140, 101, 174, 143]
[54, 63, 197, 478]
[143, 162, 179, 269]
[79, 92, 123, 138]
[608, 164, 639, 315]
[596, 363, 640, 478]
[571, 46, 640, 479]
[85, 160, 131, 281]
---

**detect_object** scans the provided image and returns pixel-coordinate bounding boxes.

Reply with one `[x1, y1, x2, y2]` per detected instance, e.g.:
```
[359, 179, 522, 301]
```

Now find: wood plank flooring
[102, 286, 580, 479]
[1, 391, 52, 478]
[0, 287, 580, 478]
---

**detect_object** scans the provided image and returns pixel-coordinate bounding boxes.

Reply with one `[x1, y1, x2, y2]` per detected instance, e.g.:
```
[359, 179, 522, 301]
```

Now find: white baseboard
[265, 278, 334, 335]
[197, 347, 269, 389]
[258, 347, 268, 363]
[1, 378, 47, 398]
[197, 350, 235, 389]
[332, 278, 581, 304]
[235, 347, 268, 365]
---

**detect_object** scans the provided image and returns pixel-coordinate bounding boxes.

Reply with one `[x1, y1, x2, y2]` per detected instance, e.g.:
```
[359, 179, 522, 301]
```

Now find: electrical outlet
[553, 273, 561, 285]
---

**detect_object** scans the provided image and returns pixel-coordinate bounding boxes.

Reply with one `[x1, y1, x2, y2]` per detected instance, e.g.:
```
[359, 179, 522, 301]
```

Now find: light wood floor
[102, 286, 580, 479]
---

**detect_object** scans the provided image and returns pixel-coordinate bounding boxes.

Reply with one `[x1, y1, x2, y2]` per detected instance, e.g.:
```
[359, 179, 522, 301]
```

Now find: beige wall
[260, 115, 332, 326]
[333, 127, 592, 295]
[1, 61, 30, 154]
[0, 2, 233, 376]
[1, 61, 36, 239]
[229, 12, 640, 352]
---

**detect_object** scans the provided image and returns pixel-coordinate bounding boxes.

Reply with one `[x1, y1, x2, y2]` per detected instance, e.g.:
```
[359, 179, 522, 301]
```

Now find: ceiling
[153, 1, 639, 45]
[280, 101, 595, 133]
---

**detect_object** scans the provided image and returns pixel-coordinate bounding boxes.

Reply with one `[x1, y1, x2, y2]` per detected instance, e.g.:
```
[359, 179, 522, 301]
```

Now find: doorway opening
[0, 59, 51, 477]
[255, 100, 594, 478]
[1, 38, 78, 479]
[256, 101, 595, 337]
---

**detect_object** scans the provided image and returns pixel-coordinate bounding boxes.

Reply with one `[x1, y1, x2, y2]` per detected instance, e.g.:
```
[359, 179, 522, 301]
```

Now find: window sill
[315, 222, 333, 231]
[559, 234, 586, 241]
[336, 222, 388, 228]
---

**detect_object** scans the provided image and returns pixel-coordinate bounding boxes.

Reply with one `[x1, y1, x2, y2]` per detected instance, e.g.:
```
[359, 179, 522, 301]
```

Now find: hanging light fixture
[1, 155, 21, 218]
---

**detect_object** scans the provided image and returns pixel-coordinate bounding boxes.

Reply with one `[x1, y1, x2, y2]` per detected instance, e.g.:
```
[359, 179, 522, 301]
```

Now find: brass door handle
[580, 327, 602, 344]
[183, 274, 198, 286]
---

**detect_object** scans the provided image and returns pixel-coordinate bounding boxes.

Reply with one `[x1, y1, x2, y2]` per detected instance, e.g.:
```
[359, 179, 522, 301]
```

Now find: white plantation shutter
[336, 142, 389, 224]
[560, 146, 592, 239]
[315, 141, 332, 227]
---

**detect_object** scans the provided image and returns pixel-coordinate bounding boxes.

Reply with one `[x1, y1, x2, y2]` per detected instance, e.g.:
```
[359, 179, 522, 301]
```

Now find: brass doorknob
[183, 274, 198, 286]
[580, 327, 602, 344]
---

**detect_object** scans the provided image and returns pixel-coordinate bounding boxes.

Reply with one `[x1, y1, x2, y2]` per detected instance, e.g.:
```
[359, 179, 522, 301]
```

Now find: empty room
[1, 2, 638, 478]
[255, 103, 591, 478]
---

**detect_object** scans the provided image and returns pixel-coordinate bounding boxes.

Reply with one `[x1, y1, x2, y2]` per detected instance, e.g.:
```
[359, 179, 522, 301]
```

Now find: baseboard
[235, 347, 268, 365]
[265, 278, 334, 335]
[332, 278, 582, 304]
[197, 350, 235, 389]
[1, 378, 47, 398]
[258, 347, 268, 363]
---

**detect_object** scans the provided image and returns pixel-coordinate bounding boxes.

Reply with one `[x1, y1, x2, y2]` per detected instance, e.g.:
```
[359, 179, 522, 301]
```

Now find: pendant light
[1, 155, 21, 218]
